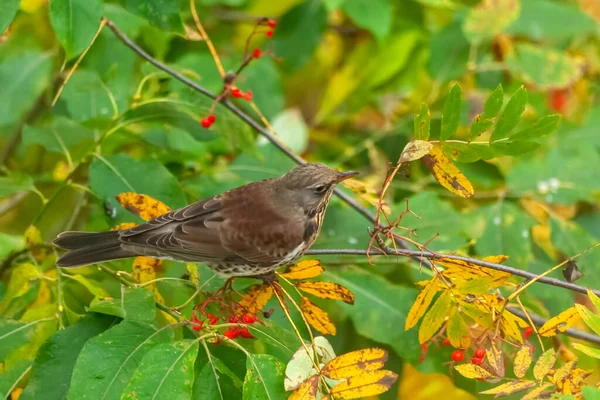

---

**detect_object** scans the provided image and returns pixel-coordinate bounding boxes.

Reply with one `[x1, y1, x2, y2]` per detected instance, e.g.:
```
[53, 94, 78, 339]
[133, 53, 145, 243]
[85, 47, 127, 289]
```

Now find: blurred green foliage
[1, 0, 599, 398]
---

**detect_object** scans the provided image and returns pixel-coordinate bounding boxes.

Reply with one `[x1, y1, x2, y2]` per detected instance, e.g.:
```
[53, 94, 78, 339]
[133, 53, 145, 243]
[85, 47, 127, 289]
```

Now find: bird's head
[277, 163, 358, 215]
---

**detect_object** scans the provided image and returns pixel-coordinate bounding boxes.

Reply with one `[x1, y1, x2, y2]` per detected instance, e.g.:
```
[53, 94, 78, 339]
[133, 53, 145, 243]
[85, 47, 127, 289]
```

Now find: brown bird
[54, 163, 358, 279]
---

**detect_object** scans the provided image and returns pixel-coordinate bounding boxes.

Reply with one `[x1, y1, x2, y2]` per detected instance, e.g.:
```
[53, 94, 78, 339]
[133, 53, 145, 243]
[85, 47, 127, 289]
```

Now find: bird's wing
[117, 182, 305, 264]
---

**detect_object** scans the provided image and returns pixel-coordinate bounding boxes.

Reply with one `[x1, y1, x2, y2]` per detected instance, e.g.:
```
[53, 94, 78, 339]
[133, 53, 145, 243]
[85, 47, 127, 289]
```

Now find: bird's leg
[254, 271, 278, 284]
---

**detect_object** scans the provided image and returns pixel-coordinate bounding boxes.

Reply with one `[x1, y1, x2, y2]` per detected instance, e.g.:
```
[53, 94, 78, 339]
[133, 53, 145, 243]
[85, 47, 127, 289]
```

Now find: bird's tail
[53, 231, 135, 268]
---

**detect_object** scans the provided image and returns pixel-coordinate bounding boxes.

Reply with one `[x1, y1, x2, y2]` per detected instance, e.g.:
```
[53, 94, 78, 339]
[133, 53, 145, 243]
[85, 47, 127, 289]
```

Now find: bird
[53, 163, 358, 280]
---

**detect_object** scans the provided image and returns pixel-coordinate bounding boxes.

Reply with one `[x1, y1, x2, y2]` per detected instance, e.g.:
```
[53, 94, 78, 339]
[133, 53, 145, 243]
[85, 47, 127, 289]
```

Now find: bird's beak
[336, 170, 359, 183]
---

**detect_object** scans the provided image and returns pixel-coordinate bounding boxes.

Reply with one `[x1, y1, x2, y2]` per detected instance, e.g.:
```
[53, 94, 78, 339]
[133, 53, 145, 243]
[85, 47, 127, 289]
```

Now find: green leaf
[0, 174, 37, 197]
[87, 287, 155, 322]
[414, 104, 431, 140]
[49, 0, 103, 59]
[475, 202, 534, 269]
[575, 304, 600, 336]
[470, 118, 494, 140]
[242, 354, 286, 400]
[0, 264, 39, 316]
[573, 343, 600, 360]
[440, 84, 462, 140]
[0, 361, 31, 399]
[122, 340, 199, 400]
[342, 0, 392, 41]
[0, 320, 36, 361]
[505, 44, 582, 90]
[463, 0, 520, 43]
[88, 153, 187, 221]
[442, 142, 496, 163]
[428, 19, 469, 82]
[194, 356, 243, 400]
[243, 59, 284, 120]
[507, 0, 596, 42]
[0, 51, 53, 127]
[68, 321, 174, 400]
[482, 84, 504, 119]
[490, 140, 541, 157]
[124, 0, 183, 32]
[0, 0, 19, 33]
[64, 274, 111, 298]
[60, 70, 116, 123]
[511, 115, 561, 141]
[490, 86, 527, 142]
[270, 109, 309, 154]
[322, 268, 421, 363]
[273, 1, 327, 72]
[582, 386, 600, 399]
[19, 315, 116, 400]
[23, 116, 96, 156]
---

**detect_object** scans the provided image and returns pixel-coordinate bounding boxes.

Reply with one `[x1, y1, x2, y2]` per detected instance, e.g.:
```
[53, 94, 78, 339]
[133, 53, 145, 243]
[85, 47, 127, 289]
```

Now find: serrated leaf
[399, 140, 433, 164]
[533, 349, 557, 381]
[483, 85, 504, 119]
[122, 340, 198, 400]
[463, 0, 521, 43]
[511, 115, 561, 141]
[288, 375, 318, 400]
[301, 297, 336, 336]
[422, 145, 474, 198]
[490, 86, 528, 142]
[414, 104, 431, 140]
[329, 370, 398, 399]
[405, 276, 439, 331]
[486, 340, 505, 377]
[440, 84, 462, 140]
[446, 312, 471, 349]
[418, 291, 452, 343]
[321, 348, 387, 380]
[237, 284, 274, 315]
[538, 306, 580, 337]
[454, 364, 491, 379]
[115, 192, 171, 221]
[296, 281, 354, 305]
[480, 380, 536, 396]
[514, 345, 533, 378]
[575, 304, 600, 336]
[280, 260, 324, 280]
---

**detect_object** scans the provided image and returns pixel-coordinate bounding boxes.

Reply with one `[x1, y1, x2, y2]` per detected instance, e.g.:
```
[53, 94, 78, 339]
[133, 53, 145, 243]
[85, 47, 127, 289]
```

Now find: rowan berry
[192, 320, 203, 331]
[252, 48, 261, 59]
[224, 329, 236, 339]
[207, 115, 216, 124]
[267, 19, 276, 28]
[242, 314, 257, 324]
[243, 90, 253, 101]
[231, 88, 243, 98]
[474, 348, 486, 358]
[201, 117, 212, 128]
[229, 316, 239, 323]
[442, 338, 451, 346]
[207, 313, 218, 325]
[266, 30, 273, 38]
[471, 356, 483, 365]
[241, 327, 253, 338]
[524, 326, 534, 340]
[451, 350, 464, 362]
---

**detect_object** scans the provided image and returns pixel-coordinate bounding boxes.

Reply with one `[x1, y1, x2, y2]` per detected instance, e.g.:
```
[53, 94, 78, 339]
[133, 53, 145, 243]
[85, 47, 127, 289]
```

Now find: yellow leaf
[0, 263, 39, 314]
[422, 144, 474, 198]
[479, 380, 536, 396]
[587, 289, 600, 313]
[24, 225, 42, 246]
[501, 311, 527, 343]
[329, 370, 398, 399]
[288, 375, 318, 400]
[115, 192, 171, 221]
[575, 303, 600, 336]
[398, 363, 476, 400]
[339, 178, 382, 210]
[520, 383, 553, 400]
[446, 312, 471, 349]
[532, 223, 558, 259]
[321, 348, 387, 380]
[10, 387, 23, 400]
[186, 263, 199, 287]
[454, 364, 491, 379]
[538, 306, 580, 337]
[513, 345, 533, 378]
[552, 359, 576, 384]
[237, 284, 274, 315]
[112, 222, 138, 231]
[405, 276, 439, 331]
[572, 342, 600, 359]
[486, 340, 505, 377]
[533, 349, 557, 381]
[280, 260, 324, 280]
[296, 281, 354, 305]
[132, 256, 163, 301]
[52, 160, 71, 181]
[399, 140, 433, 163]
[419, 291, 453, 343]
[301, 297, 336, 335]
[481, 255, 509, 264]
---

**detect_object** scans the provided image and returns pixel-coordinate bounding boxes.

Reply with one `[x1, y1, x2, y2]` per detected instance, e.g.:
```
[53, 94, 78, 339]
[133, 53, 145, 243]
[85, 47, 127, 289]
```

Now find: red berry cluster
[201, 114, 216, 128]
[265, 18, 276, 38]
[471, 348, 486, 365]
[190, 312, 218, 331]
[223, 314, 259, 340]
[231, 88, 253, 101]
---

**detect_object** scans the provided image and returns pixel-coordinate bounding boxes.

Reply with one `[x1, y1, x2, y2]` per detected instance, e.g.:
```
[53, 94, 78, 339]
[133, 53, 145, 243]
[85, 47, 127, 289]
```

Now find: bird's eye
[314, 184, 327, 194]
